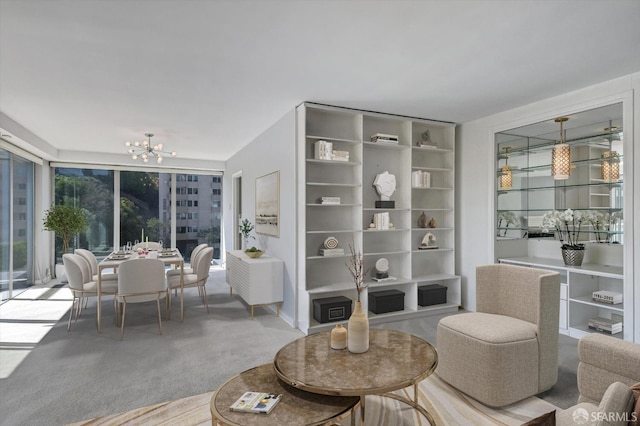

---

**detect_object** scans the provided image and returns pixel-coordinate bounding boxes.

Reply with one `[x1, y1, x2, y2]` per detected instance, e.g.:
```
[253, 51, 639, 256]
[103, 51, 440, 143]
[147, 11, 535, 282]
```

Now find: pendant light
[551, 117, 571, 180]
[500, 147, 512, 189]
[601, 126, 620, 182]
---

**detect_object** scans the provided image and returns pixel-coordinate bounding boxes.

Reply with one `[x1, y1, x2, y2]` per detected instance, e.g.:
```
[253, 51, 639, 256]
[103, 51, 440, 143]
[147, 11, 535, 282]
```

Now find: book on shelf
[318, 196, 341, 205]
[592, 290, 623, 304]
[372, 276, 397, 282]
[332, 150, 350, 161]
[587, 317, 622, 335]
[320, 248, 345, 256]
[229, 391, 282, 414]
[314, 140, 333, 160]
[371, 133, 399, 143]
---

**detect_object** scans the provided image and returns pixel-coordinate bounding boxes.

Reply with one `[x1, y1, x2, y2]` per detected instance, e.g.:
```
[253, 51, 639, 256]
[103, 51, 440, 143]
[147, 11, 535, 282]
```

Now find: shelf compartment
[306, 159, 360, 166]
[306, 229, 360, 234]
[569, 295, 624, 312]
[306, 135, 361, 145]
[363, 141, 410, 150]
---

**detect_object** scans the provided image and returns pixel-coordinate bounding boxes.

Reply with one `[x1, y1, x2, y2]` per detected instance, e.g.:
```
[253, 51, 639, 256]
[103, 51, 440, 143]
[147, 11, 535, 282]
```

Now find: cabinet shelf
[363, 207, 411, 212]
[307, 254, 351, 260]
[363, 141, 409, 150]
[412, 146, 452, 153]
[363, 250, 410, 256]
[307, 182, 360, 188]
[413, 273, 460, 282]
[363, 228, 409, 232]
[306, 203, 361, 207]
[570, 296, 624, 312]
[306, 135, 361, 145]
[306, 159, 360, 166]
[411, 248, 453, 253]
[306, 229, 361, 234]
[412, 227, 452, 231]
[411, 186, 452, 190]
[412, 166, 452, 172]
[498, 181, 622, 194]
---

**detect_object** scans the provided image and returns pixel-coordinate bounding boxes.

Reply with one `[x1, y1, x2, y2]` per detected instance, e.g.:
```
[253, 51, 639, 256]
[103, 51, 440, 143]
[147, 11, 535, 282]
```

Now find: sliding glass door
[0, 149, 34, 302]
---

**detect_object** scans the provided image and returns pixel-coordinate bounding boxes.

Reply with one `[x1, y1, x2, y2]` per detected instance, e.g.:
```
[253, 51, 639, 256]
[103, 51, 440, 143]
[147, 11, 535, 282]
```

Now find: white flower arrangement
[541, 209, 585, 249]
[497, 211, 520, 237]
[583, 210, 623, 243]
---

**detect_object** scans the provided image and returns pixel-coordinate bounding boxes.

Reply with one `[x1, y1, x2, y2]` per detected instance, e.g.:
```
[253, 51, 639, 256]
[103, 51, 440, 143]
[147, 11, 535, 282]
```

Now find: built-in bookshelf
[296, 103, 460, 334]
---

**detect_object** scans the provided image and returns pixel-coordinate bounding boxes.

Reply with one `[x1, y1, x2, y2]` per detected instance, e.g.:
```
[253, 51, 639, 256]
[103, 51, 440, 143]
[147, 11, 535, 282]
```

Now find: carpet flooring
[0, 267, 579, 425]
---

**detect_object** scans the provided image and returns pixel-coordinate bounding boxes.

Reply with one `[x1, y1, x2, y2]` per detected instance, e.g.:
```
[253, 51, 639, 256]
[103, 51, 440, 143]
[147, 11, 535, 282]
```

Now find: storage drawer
[313, 296, 352, 323]
[368, 289, 404, 314]
[418, 284, 447, 306]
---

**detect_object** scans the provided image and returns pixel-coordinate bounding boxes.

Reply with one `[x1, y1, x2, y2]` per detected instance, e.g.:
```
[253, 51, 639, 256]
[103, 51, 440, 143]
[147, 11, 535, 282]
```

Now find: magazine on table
[229, 391, 282, 414]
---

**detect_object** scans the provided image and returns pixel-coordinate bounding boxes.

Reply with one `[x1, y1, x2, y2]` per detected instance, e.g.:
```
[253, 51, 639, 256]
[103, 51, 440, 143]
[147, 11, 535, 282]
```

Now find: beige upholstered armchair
[437, 263, 561, 407]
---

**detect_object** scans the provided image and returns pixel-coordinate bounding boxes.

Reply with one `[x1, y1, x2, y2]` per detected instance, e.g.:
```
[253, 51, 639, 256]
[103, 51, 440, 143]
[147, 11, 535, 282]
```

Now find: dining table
[96, 248, 184, 333]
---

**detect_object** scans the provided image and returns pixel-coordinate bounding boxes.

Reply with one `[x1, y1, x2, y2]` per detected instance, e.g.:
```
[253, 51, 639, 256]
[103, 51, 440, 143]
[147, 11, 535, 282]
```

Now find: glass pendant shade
[601, 151, 619, 182]
[552, 117, 571, 180]
[552, 144, 571, 179]
[500, 165, 512, 189]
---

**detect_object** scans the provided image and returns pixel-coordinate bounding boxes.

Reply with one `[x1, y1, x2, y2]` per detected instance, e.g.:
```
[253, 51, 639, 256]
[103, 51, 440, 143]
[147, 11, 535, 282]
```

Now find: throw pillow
[522, 410, 556, 426]
[630, 382, 640, 426]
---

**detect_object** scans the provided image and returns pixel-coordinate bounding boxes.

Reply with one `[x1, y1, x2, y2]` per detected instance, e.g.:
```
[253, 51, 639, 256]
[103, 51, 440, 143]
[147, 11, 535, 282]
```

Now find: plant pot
[244, 250, 264, 259]
[562, 247, 585, 266]
[347, 301, 369, 353]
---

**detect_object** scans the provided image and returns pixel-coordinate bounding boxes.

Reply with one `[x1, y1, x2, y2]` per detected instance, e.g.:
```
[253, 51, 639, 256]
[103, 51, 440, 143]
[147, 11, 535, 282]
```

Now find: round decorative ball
[375, 257, 389, 273]
[323, 236, 339, 250]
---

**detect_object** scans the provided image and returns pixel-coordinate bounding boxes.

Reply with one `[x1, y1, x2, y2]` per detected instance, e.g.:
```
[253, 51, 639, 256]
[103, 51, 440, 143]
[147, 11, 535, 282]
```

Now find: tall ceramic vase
[348, 300, 369, 353]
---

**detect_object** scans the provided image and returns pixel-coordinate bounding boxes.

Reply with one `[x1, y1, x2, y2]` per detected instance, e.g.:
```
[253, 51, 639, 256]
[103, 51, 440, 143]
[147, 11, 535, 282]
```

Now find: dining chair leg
[120, 300, 127, 340]
[166, 289, 172, 320]
[201, 284, 210, 313]
[67, 296, 75, 332]
[180, 286, 184, 321]
[156, 298, 163, 335]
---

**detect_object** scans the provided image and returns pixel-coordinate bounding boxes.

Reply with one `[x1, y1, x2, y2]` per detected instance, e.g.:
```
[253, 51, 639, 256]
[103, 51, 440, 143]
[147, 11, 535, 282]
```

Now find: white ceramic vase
[347, 301, 369, 353]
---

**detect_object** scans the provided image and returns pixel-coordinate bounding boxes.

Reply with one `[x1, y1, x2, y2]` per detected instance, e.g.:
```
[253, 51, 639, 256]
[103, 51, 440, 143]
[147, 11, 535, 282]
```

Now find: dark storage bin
[418, 284, 447, 306]
[313, 296, 352, 323]
[368, 289, 404, 314]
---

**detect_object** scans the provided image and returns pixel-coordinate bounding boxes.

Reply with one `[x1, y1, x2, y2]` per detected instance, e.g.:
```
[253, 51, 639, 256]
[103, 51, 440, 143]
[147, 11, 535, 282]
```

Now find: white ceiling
[1, 0, 639, 163]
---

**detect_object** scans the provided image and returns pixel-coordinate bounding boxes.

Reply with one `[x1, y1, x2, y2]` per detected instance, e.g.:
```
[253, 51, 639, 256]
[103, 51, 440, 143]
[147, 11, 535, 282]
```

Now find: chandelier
[551, 117, 571, 180]
[125, 133, 176, 164]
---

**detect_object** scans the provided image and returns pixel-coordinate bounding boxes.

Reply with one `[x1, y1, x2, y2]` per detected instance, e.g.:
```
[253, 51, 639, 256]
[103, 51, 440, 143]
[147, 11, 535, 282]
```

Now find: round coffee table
[210, 363, 359, 426]
[273, 328, 438, 426]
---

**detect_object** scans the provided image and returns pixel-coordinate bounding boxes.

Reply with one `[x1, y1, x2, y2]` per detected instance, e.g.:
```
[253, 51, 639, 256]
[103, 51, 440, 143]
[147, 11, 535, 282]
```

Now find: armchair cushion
[630, 383, 640, 426]
[438, 312, 537, 344]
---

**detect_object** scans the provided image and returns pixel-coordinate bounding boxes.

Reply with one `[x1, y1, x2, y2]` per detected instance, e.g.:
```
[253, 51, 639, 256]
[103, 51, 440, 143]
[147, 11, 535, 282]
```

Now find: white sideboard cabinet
[226, 250, 284, 319]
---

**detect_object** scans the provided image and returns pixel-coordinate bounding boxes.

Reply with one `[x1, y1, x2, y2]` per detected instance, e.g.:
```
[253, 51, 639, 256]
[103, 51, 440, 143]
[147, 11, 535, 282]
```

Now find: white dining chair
[63, 253, 117, 331]
[75, 248, 118, 282]
[116, 258, 167, 339]
[166, 243, 207, 279]
[167, 247, 213, 321]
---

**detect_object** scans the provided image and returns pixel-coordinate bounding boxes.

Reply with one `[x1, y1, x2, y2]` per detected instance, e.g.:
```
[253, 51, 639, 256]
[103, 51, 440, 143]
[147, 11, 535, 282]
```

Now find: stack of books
[318, 196, 341, 205]
[592, 290, 623, 304]
[332, 150, 349, 161]
[411, 170, 431, 188]
[371, 212, 391, 230]
[588, 317, 623, 335]
[314, 140, 333, 160]
[320, 248, 345, 256]
[371, 133, 399, 144]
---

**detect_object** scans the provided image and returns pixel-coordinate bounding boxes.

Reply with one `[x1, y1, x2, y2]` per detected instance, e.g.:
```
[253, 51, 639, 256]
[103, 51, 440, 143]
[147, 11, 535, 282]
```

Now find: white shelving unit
[499, 257, 629, 341]
[297, 103, 460, 334]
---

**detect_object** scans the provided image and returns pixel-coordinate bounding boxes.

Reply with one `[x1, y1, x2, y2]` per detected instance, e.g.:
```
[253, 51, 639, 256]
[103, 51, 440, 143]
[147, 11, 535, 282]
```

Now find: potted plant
[43, 204, 88, 254]
[240, 218, 263, 258]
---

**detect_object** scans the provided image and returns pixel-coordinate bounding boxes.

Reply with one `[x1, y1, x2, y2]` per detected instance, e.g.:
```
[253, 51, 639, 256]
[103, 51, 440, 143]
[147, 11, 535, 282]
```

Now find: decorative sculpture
[417, 211, 428, 228]
[419, 232, 438, 250]
[428, 217, 437, 228]
[373, 171, 396, 208]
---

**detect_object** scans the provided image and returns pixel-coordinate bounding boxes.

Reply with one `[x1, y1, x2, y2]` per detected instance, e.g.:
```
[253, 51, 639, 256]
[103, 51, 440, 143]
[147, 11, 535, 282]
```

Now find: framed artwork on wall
[255, 170, 280, 237]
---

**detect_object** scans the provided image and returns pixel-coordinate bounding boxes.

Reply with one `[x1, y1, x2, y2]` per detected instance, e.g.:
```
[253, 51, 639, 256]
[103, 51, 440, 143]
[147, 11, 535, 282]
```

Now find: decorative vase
[330, 324, 347, 349]
[347, 301, 369, 353]
[562, 247, 585, 266]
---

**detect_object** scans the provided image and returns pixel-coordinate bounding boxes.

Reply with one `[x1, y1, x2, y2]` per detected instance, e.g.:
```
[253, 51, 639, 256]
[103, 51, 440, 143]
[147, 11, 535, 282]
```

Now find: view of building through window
[53, 168, 222, 264]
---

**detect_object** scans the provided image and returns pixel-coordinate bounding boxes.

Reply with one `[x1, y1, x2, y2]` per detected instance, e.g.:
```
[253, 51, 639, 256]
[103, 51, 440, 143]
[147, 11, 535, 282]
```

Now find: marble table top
[273, 328, 438, 396]
[210, 363, 358, 426]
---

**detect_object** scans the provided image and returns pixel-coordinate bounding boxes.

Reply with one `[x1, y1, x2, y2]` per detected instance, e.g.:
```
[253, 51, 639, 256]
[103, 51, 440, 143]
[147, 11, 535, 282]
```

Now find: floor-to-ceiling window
[54, 168, 114, 261]
[52, 166, 222, 264]
[172, 174, 222, 260]
[1, 148, 35, 302]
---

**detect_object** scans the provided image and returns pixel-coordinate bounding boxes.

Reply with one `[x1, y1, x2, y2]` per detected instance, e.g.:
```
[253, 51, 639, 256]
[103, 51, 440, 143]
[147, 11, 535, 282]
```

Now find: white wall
[223, 109, 297, 327]
[457, 72, 638, 341]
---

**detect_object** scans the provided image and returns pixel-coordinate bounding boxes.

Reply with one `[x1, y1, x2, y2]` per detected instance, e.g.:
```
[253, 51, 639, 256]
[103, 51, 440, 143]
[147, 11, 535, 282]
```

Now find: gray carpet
[0, 268, 579, 426]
